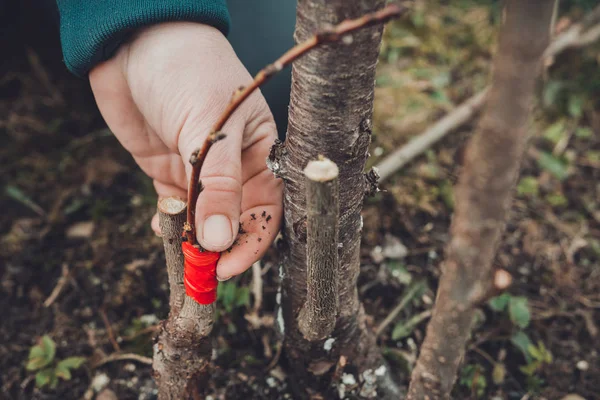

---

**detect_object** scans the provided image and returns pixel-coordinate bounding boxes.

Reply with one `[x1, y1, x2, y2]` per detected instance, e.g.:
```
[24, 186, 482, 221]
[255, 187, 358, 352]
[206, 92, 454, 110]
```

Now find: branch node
[210, 131, 227, 143]
[364, 167, 381, 197]
[189, 149, 200, 166]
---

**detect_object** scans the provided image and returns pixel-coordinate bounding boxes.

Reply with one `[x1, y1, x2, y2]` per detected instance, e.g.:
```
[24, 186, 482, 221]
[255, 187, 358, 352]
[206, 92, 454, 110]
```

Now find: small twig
[471, 347, 497, 366]
[43, 263, 70, 307]
[375, 281, 426, 337]
[120, 325, 160, 341]
[375, 2, 600, 182]
[265, 340, 283, 372]
[376, 90, 488, 182]
[93, 353, 153, 368]
[251, 261, 263, 313]
[185, 3, 407, 243]
[99, 308, 121, 352]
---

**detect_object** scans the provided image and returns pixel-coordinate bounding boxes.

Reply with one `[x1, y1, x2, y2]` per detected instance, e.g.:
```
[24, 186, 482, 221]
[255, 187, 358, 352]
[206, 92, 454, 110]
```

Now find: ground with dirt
[1, 1, 599, 399]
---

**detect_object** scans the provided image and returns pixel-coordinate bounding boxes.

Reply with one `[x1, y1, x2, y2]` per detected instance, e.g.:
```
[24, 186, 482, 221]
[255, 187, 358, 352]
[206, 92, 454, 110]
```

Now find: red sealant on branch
[182, 241, 220, 305]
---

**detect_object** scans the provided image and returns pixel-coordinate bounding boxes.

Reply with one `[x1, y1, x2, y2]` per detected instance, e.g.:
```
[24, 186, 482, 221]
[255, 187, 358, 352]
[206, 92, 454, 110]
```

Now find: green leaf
[41, 336, 56, 362]
[235, 287, 250, 308]
[517, 176, 539, 197]
[519, 361, 540, 376]
[546, 193, 568, 207]
[537, 151, 569, 181]
[575, 127, 593, 139]
[387, 262, 412, 285]
[568, 94, 585, 118]
[511, 331, 533, 363]
[55, 364, 72, 381]
[543, 121, 566, 145]
[29, 345, 45, 359]
[586, 151, 600, 163]
[27, 346, 48, 371]
[528, 341, 552, 364]
[492, 363, 506, 385]
[527, 343, 543, 361]
[439, 180, 454, 209]
[509, 296, 531, 329]
[35, 368, 55, 388]
[488, 293, 510, 312]
[5, 185, 45, 216]
[542, 80, 564, 108]
[26, 356, 50, 371]
[217, 282, 237, 312]
[57, 357, 86, 370]
[459, 364, 487, 398]
[50, 373, 59, 389]
[26, 336, 56, 371]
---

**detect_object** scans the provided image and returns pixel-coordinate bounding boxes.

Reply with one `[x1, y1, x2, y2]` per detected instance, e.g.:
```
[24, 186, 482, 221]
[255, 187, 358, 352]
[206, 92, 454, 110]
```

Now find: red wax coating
[182, 241, 221, 305]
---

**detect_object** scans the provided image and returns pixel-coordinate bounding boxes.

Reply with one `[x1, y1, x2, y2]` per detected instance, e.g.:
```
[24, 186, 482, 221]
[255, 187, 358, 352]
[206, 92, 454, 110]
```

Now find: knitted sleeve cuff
[56, 0, 230, 77]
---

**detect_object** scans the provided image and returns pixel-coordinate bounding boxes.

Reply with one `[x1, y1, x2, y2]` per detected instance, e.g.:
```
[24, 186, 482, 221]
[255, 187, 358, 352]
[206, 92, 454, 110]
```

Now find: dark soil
[1, 2, 599, 400]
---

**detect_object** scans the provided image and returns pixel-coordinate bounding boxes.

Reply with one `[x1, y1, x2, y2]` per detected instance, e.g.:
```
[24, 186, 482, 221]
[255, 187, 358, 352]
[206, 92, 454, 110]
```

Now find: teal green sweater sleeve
[56, 1, 230, 77]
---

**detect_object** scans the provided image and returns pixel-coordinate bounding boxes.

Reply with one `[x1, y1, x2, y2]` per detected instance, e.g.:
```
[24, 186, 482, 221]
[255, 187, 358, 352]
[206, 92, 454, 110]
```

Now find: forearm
[56, 0, 230, 76]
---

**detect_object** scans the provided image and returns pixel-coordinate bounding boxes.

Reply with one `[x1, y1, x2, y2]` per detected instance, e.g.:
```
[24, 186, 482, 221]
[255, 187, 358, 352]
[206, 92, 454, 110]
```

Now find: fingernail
[202, 214, 233, 249]
[217, 275, 232, 282]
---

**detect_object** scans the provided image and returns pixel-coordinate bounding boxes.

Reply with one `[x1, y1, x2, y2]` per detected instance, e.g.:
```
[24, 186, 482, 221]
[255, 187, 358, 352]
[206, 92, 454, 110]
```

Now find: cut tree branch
[406, 1, 556, 399]
[375, 1, 600, 182]
[298, 157, 340, 341]
[154, 197, 215, 400]
[184, 2, 407, 243]
[158, 197, 188, 313]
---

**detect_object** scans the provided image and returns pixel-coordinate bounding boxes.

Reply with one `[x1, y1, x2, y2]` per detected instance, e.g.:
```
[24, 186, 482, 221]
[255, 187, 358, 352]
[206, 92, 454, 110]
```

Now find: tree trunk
[272, 1, 400, 398]
[406, 1, 556, 399]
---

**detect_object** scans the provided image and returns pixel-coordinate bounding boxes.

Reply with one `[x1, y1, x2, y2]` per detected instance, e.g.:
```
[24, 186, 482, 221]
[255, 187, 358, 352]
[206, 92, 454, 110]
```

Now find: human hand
[89, 22, 282, 280]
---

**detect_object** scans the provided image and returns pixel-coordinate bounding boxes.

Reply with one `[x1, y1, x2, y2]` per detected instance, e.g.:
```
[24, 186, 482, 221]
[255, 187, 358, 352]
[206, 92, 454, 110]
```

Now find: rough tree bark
[406, 1, 556, 399]
[298, 157, 340, 341]
[153, 197, 215, 400]
[270, 1, 401, 398]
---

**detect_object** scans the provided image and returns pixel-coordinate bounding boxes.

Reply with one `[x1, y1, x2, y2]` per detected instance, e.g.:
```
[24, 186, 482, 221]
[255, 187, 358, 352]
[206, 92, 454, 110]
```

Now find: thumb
[180, 119, 244, 252]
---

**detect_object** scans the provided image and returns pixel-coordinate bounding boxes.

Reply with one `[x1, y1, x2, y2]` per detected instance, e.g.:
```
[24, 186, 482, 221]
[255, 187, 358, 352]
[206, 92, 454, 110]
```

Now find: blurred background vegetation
[0, 1, 599, 399]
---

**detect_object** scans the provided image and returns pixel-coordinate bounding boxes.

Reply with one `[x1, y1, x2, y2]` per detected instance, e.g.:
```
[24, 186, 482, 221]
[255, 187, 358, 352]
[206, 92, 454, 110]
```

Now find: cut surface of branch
[298, 157, 340, 341]
[406, 1, 556, 399]
[184, 2, 407, 243]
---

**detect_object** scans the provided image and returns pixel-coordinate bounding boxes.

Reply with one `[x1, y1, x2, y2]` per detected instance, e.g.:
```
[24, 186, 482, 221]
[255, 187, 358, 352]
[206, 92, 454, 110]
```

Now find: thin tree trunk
[153, 197, 214, 400]
[272, 1, 401, 398]
[407, 1, 555, 399]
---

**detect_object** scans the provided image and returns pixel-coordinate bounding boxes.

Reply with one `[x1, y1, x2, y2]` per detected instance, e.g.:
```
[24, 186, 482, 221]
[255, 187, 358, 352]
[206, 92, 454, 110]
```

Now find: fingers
[216, 131, 283, 279]
[216, 204, 281, 280]
[180, 118, 245, 252]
